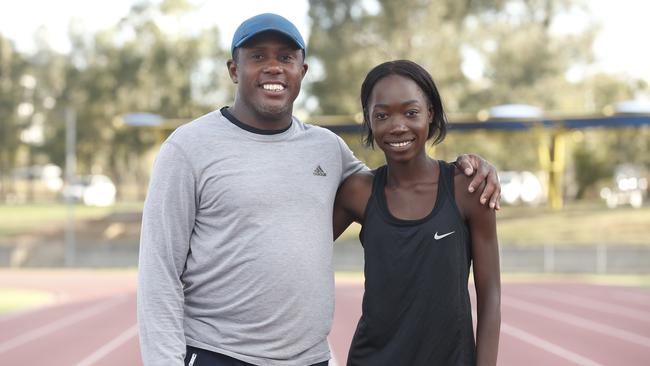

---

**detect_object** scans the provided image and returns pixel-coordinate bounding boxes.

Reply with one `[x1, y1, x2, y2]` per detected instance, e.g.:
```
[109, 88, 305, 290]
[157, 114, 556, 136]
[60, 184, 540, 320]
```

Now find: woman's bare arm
[455, 171, 501, 366]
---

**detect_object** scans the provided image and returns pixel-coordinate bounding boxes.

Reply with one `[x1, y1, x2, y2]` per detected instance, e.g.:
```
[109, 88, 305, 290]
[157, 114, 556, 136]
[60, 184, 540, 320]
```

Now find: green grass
[0, 202, 143, 238]
[337, 203, 650, 246]
[0, 288, 54, 315]
[335, 271, 650, 287]
[496, 203, 650, 245]
[3, 201, 649, 246]
[499, 273, 650, 287]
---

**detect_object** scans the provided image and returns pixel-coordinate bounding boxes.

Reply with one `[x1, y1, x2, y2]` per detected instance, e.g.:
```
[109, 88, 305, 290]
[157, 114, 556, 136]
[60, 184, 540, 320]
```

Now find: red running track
[1, 270, 649, 365]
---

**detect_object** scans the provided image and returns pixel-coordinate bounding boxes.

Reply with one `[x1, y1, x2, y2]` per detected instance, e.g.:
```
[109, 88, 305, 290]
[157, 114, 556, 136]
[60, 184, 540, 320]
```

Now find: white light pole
[64, 108, 77, 267]
[18, 74, 40, 202]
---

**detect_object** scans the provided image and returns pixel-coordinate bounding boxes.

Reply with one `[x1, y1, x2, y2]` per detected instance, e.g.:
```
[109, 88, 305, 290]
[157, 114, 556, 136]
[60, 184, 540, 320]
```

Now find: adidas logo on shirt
[313, 165, 327, 176]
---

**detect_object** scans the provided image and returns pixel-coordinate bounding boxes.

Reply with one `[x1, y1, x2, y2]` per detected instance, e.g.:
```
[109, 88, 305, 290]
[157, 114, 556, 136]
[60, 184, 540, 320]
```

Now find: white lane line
[524, 288, 650, 323]
[0, 295, 127, 354]
[616, 292, 650, 306]
[471, 310, 603, 366]
[74, 324, 138, 366]
[504, 296, 650, 348]
[501, 323, 604, 366]
[328, 339, 339, 366]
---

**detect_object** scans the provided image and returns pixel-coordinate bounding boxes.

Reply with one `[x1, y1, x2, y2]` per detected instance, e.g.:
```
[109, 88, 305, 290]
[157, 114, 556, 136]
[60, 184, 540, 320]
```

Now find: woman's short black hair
[360, 60, 447, 147]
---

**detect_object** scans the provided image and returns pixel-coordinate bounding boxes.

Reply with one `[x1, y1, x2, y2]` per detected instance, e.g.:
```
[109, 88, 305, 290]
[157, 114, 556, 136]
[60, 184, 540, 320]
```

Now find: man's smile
[261, 82, 286, 92]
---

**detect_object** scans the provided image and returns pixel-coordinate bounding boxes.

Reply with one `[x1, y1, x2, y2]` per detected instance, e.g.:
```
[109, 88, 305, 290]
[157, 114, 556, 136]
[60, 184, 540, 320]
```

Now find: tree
[307, 0, 649, 181]
[306, 0, 377, 115]
[31, 0, 229, 200]
[0, 35, 29, 202]
[460, 0, 596, 112]
[306, 0, 507, 115]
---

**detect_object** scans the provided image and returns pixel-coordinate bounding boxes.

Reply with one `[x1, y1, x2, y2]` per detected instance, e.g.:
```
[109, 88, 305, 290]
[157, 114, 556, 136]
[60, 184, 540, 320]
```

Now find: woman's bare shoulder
[453, 164, 488, 217]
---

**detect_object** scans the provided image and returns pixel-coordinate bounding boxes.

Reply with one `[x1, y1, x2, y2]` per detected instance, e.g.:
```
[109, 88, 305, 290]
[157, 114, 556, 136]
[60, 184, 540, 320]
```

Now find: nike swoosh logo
[434, 231, 455, 240]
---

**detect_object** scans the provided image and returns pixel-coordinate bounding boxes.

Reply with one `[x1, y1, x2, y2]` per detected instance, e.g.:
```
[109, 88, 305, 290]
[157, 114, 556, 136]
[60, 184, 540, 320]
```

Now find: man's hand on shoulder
[454, 154, 501, 210]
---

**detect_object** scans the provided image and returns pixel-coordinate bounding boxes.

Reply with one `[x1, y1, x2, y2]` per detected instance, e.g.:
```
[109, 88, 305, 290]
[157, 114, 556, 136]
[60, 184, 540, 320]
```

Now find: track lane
[2, 271, 649, 365]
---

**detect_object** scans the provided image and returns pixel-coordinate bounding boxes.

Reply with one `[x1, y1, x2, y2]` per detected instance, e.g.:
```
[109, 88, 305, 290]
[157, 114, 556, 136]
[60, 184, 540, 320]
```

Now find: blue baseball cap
[231, 13, 306, 56]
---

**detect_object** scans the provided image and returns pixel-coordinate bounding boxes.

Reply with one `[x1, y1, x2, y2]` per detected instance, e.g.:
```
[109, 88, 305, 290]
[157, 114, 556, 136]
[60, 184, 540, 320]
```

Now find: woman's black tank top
[347, 160, 476, 366]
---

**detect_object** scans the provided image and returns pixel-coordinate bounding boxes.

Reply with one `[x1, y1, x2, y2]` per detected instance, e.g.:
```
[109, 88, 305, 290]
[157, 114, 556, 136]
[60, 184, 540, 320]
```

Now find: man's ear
[227, 59, 238, 84]
[301, 63, 309, 78]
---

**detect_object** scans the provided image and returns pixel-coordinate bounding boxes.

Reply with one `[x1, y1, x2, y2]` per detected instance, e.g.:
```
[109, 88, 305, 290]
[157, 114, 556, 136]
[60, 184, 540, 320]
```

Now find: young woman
[334, 60, 501, 365]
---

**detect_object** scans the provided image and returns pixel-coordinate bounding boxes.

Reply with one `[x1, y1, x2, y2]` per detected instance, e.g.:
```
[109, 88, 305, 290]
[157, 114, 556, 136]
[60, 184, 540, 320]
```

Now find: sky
[0, 0, 648, 83]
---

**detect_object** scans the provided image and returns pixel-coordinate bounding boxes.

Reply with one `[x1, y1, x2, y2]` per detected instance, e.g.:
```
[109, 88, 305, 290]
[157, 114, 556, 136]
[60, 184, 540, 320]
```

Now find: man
[138, 13, 500, 366]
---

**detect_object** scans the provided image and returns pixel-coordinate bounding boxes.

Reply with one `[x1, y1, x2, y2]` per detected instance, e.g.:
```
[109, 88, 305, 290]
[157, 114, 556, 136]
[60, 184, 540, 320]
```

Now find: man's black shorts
[184, 346, 329, 366]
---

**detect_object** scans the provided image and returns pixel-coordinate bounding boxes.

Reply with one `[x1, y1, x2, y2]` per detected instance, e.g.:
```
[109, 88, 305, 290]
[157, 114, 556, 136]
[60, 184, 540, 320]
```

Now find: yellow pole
[537, 126, 566, 210]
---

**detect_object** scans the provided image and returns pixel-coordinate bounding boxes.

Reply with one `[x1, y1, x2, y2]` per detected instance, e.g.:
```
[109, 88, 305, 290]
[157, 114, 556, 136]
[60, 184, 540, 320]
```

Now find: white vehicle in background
[499, 171, 545, 206]
[62, 174, 117, 207]
[600, 164, 647, 209]
[11, 164, 64, 191]
[487, 104, 543, 119]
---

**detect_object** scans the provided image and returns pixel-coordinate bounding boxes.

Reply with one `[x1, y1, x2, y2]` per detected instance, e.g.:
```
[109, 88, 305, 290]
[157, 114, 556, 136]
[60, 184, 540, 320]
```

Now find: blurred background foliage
[0, 0, 648, 204]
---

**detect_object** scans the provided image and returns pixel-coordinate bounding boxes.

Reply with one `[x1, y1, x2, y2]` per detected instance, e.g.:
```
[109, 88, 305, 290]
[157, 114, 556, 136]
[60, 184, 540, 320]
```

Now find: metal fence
[1, 238, 648, 273]
[333, 241, 650, 274]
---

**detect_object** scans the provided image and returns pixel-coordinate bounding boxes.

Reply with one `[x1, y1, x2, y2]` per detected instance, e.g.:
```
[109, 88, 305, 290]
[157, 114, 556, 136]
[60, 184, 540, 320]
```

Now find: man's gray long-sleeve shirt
[137, 109, 364, 365]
